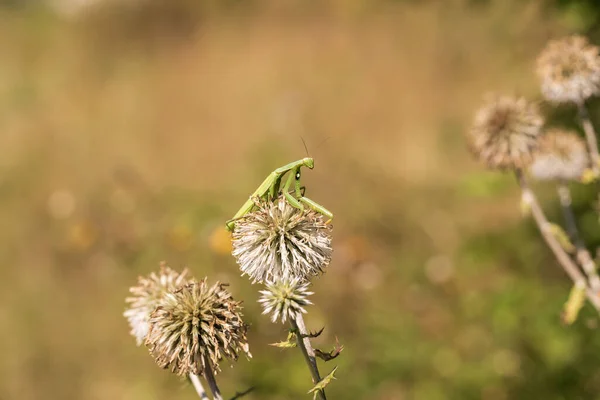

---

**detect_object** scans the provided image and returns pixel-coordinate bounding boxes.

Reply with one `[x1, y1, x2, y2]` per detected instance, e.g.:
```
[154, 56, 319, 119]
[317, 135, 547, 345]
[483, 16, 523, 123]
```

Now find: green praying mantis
[225, 157, 333, 231]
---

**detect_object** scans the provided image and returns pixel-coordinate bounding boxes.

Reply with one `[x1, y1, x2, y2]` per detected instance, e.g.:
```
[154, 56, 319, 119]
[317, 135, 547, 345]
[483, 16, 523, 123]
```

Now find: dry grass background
[2, 0, 598, 399]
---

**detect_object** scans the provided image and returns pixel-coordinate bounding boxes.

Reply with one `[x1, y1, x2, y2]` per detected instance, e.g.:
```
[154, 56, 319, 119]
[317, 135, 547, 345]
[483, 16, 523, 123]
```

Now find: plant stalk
[290, 314, 326, 400]
[557, 182, 600, 293]
[202, 355, 224, 400]
[189, 373, 210, 400]
[516, 169, 600, 311]
[577, 101, 600, 174]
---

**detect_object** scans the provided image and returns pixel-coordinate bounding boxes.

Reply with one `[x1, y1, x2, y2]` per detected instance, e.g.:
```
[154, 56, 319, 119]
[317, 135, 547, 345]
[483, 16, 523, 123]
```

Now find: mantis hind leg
[299, 196, 333, 222]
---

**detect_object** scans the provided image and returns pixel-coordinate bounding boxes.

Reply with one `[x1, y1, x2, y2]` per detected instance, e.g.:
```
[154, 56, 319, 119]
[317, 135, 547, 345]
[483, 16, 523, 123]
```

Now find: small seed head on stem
[536, 35, 600, 104]
[124, 263, 190, 345]
[259, 277, 313, 323]
[231, 196, 333, 284]
[468, 94, 543, 170]
[145, 279, 251, 376]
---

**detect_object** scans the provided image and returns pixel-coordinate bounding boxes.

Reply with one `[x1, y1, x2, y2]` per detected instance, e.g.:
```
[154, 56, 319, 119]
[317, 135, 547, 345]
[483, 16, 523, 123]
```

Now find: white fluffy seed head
[529, 129, 590, 181]
[536, 35, 600, 104]
[468, 94, 544, 170]
[124, 264, 190, 345]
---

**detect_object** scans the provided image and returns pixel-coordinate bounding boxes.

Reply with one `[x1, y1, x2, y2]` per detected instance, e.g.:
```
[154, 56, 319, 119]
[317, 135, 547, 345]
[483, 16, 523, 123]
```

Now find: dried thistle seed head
[536, 35, 600, 104]
[231, 196, 333, 284]
[124, 263, 190, 345]
[468, 95, 543, 170]
[529, 129, 589, 181]
[145, 279, 251, 377]
[259, 278, 313, 323]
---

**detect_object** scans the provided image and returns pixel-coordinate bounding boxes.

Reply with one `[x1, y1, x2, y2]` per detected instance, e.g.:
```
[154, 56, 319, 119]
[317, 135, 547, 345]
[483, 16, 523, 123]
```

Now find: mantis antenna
[300, 136, 310, 158]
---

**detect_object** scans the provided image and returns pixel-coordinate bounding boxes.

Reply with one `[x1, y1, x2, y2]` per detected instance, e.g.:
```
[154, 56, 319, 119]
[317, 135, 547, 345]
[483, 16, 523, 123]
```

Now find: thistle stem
[557, 182, 600, 293]
[577, 101, 600, 173]
[189, 373, 210, 399]
[290, 315, 326, 400]
[202, 355, 223, 400]
[515, 169, 600, 311]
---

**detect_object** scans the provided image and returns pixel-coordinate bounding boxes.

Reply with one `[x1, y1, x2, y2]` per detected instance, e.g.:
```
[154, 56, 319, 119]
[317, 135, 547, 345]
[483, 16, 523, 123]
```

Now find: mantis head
[302, 157, 314, 169]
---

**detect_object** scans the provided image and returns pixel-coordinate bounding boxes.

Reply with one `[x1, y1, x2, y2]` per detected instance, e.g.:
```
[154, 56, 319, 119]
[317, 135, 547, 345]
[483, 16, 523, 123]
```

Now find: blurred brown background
[3, 0, 600, 399]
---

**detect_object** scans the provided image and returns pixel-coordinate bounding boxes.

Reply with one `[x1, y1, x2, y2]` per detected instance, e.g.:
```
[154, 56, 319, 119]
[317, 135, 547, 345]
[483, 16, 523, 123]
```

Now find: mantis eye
[295, 171, 301, 180]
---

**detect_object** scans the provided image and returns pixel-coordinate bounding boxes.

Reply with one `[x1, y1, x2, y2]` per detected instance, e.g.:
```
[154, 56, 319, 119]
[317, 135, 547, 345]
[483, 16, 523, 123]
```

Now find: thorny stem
[290, 314, 326, 400]
[557, 182, 600, 292]
[515, 169, 600, 311]
[189, 374, 210, 400]
[577, 101, 600, 174]
[202, 355, 223, 400]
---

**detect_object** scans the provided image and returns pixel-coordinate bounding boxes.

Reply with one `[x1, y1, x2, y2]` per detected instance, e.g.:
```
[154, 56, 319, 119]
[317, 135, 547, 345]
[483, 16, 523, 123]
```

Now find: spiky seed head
[231, 196, 333, 284]
[124, 263, 190, 345]
[145, 279, 251, 377]
[536, 35, 600, 104]
[259, 278, 313, 323]
[468, 94, 543, 170]
[529, 129, 589, 181]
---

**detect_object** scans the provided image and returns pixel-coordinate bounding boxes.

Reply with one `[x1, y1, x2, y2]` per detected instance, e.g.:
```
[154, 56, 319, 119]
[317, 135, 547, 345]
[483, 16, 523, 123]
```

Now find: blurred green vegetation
[2, 1, 600, 399]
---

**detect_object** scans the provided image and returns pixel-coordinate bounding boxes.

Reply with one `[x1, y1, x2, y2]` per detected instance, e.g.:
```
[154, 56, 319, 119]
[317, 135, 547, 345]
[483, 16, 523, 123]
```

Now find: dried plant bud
[562, 283, 587, 325]
[259, 278, 313, 323]
[308, 366, 338, 395]
[231, 196, 333, 283]
[314, 337, 344, 362]
[306, 327, 325, 338]
[536, 35, 600, 104]
[145, 279, 251, 376]
[124, 263, 190, 345]
[547, 222, 576, 253]
[468, 95, 543, 170]
[529, 129, 589, 181]
[270, 330, 298, 348]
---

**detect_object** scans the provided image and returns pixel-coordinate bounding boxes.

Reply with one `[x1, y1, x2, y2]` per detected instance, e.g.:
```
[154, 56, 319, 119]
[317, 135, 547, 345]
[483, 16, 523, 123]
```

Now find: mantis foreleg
[280, 167, 333, 222]
[226, 171, 283, 231]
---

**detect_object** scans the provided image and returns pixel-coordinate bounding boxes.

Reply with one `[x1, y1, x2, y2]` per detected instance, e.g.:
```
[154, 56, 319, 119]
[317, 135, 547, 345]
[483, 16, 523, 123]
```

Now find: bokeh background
[3, 0, 600, 399]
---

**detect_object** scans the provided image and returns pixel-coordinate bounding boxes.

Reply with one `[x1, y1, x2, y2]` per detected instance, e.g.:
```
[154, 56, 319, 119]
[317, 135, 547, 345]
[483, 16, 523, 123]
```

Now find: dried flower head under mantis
[468, 94, 544, 170]
[145, 279, 251, 377]
[124, 264, 190, 345]
[529, 129, 590, 181]
[536, 35, 600, 104]
[231, 195, 333, 284]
